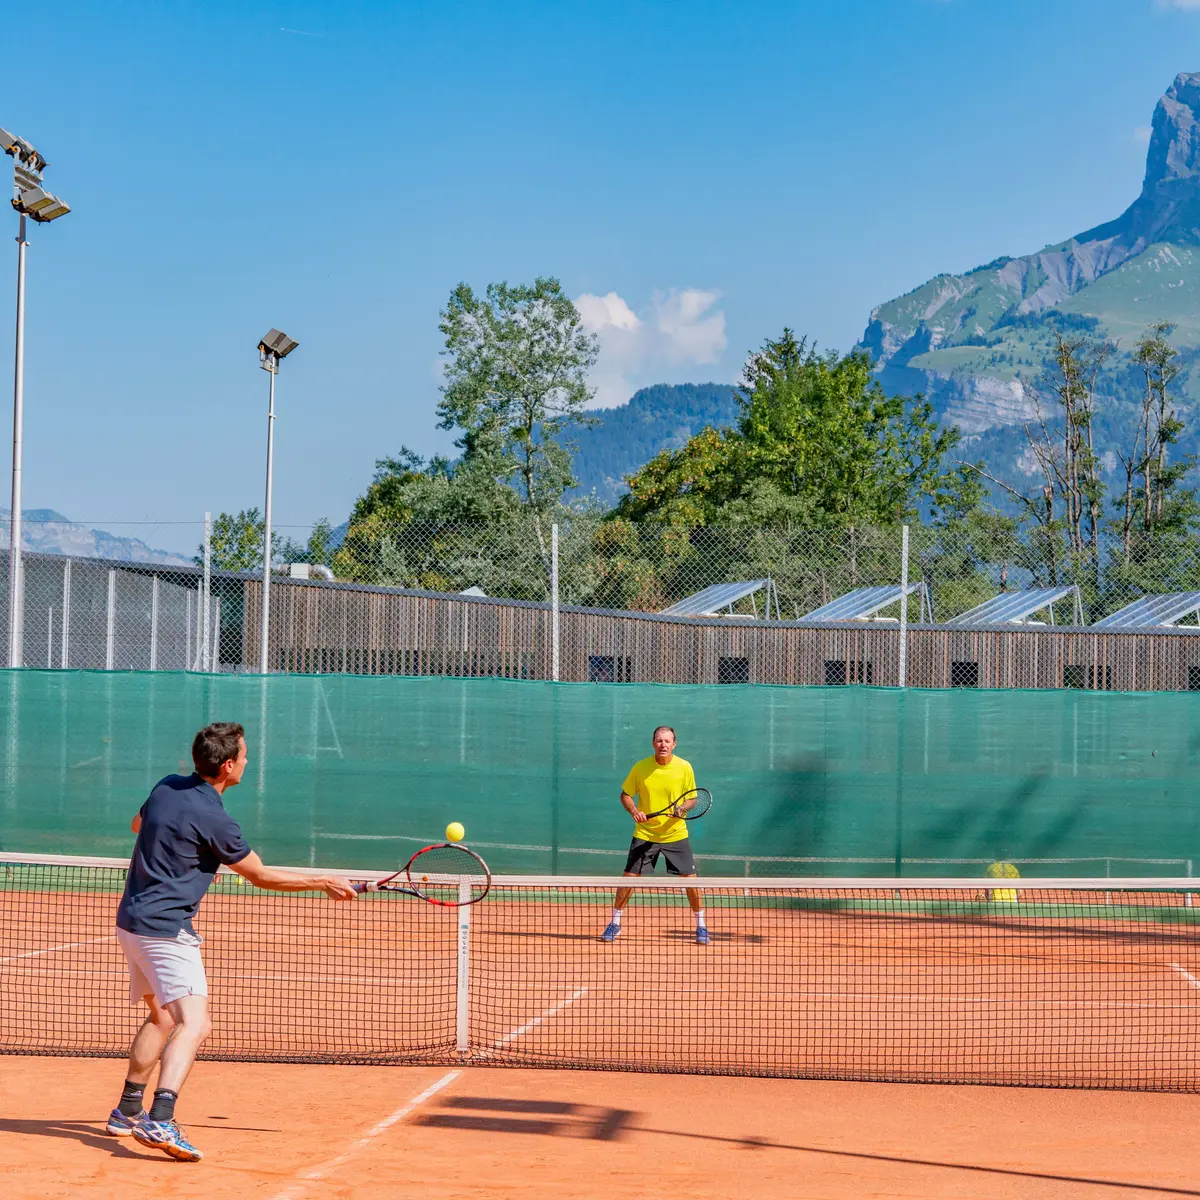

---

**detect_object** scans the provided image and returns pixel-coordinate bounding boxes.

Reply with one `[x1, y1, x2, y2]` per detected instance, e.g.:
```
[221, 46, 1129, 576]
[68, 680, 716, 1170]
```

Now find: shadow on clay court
[414, 1098, 1200, 1196]
[0, 1116, 282, 1159]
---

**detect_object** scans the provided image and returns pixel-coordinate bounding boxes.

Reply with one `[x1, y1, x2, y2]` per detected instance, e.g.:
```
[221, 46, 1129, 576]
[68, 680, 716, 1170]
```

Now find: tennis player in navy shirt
[107, 721, 357, 1162]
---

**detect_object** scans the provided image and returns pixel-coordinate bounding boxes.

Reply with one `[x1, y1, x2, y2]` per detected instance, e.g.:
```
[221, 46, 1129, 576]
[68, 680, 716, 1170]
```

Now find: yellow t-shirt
[622, 755, 695, 844]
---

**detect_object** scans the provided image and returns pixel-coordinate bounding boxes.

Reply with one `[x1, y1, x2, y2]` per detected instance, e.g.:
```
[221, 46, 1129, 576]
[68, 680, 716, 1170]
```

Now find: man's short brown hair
[192, 722, 245, 776]
[652, 725, 676, 741]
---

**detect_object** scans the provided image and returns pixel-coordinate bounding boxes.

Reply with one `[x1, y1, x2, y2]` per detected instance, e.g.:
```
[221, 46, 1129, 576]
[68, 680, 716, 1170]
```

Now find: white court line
[483, 986, 590, 1055]
[271, 1069, 460, 1200]
[1170, 962, 1200, 991]
[0, 935, 111, 965]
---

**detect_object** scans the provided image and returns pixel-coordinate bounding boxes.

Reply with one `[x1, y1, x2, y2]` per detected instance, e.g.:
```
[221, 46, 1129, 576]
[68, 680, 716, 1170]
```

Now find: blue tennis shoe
[133, 1117, 203, 1162]
[105, 1107, 147, 1136]
[600, 921, 622, 942]
[696, 925, 710, 946]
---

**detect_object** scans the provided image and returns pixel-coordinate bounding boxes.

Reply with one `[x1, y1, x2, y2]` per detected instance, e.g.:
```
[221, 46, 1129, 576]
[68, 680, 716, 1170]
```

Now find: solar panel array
[660, 579, 771, 617]
[1092, 592, 1200, 629]
[946, 585, 1082, 627]
[800, 583, 928, 624]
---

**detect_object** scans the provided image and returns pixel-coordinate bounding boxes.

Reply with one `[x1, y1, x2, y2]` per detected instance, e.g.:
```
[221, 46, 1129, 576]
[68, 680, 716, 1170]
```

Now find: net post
[1189, 859, 1194, 909]
[456, 879, 472, 1054]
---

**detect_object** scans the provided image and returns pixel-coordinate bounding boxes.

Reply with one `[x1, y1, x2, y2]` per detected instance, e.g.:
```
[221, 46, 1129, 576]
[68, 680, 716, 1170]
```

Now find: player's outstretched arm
[230, 851, 357, 900]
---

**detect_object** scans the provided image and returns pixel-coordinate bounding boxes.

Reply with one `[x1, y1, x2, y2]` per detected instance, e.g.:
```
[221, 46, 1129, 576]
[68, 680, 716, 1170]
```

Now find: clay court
[5, 1058, 1200, 1198]
[6, 862, 1200, 1195]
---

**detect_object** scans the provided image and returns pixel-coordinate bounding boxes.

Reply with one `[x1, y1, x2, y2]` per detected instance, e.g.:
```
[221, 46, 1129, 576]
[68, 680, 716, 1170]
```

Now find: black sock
[117, 1080, 145, 1117]
[148, 1089, 178, 1122]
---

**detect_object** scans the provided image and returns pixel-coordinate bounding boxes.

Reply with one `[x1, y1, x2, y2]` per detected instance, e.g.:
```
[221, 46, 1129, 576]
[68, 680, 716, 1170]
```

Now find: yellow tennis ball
[446, 821, 465, 843]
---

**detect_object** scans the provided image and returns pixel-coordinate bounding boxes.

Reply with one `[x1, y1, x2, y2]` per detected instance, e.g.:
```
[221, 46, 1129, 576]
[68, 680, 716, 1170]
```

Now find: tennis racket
[642, 787, 712, 822]
[352, 843, 491, 907]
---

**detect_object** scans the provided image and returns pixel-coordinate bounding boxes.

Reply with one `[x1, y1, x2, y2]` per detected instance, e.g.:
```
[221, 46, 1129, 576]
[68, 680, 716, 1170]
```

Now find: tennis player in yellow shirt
[601, 725, 708, 945]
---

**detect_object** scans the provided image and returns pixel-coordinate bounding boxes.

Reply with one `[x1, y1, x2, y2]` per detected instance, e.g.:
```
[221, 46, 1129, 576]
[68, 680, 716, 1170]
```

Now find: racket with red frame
[352, 843, 491, 907]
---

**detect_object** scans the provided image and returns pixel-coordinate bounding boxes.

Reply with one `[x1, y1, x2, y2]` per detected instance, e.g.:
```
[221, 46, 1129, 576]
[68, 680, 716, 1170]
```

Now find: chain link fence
[4, 516, 1200, 689]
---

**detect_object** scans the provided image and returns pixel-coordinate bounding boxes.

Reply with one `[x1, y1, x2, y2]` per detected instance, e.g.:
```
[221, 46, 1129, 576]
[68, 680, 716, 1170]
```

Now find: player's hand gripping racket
[352, 843, 491, 907]
[642, 787, 712, 822]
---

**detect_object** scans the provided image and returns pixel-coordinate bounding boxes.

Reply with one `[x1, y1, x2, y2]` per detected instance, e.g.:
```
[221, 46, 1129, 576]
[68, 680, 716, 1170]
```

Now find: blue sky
[1, 0, 1198, 549]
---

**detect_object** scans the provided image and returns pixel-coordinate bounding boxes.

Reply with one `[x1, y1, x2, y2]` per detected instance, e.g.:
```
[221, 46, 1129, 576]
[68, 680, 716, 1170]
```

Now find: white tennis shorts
[115, 926, 208, 1006]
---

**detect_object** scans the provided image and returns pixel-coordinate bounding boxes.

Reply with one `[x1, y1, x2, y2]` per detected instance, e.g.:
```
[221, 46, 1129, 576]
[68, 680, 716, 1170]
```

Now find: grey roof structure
[661, 578, 781, 619]
[1092, 592, 1200, 629]
[800, 582, 932, 624]
[946, 585, 1083, 627]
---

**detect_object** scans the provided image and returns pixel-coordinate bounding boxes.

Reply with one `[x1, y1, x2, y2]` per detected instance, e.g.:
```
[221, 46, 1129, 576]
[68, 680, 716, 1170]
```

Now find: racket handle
[352, 881, 378, 894]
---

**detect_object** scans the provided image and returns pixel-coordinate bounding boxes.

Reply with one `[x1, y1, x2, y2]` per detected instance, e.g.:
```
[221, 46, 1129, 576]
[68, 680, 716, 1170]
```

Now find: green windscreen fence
[1, 670, 1199, 878]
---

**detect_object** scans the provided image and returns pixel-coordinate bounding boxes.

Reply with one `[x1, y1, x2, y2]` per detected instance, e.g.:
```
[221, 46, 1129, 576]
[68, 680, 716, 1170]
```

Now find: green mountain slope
[859, 71, 1200, 473]
[568, 383, 738, 504]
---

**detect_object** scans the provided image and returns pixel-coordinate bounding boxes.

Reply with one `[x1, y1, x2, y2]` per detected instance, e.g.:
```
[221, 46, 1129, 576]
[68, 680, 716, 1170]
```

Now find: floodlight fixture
[14, 186, 70, 222]
[258, 328, 299, 372]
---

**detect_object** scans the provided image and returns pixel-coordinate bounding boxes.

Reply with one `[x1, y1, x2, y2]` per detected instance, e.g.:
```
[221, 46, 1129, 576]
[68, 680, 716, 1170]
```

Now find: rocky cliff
[860, 72, 1200, 450]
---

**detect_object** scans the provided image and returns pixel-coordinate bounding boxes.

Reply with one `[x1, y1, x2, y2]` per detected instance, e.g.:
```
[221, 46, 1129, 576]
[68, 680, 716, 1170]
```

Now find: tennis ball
[446, 821, 466, 843]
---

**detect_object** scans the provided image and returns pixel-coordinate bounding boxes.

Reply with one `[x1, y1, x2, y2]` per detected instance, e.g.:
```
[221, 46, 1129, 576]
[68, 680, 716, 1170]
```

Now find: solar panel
[1092, 593, 1200, 629]
[946, 586, 1081, 626]
[661, 580, 771, 617]
[801, 583, 929, 623]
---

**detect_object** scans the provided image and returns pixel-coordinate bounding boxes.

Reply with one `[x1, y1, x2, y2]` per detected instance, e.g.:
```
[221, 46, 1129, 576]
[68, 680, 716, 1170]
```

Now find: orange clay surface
[2, 1056, 1200, 1199]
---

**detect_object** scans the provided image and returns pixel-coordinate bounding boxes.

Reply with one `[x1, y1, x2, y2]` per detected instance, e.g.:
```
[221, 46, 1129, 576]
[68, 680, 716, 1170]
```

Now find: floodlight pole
[259, 361, 277, 675]
[7, 214, 27, 669]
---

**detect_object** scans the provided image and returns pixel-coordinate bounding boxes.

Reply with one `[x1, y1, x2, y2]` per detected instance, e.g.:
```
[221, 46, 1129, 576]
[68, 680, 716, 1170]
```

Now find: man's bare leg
[126, 993, 176, 1085]
[604, 872, 641, 940]
[155, 994, 212, 1095]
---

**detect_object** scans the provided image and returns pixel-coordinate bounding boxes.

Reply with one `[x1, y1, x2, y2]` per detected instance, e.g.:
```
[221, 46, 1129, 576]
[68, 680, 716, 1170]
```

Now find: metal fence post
[898, 524, 910, 688]
[104, 569, 116, 671]
[149, 575, 159, 672]
[551, 522, 560, 682]
[59, 558, 70, 669]
[202, 511, 212, 672]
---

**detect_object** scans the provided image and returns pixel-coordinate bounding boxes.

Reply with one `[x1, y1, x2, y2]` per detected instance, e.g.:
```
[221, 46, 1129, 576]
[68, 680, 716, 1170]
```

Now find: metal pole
[60, 558, 70, 668]
[149, 575, 159, 671]
[898, 524, 910, 688]
[104, 569, 116, 671]
[551, 522, 560, 682]
[202, 511, 211, 672]
[8, 214, 28, 668]
[259, 365, 276, 674]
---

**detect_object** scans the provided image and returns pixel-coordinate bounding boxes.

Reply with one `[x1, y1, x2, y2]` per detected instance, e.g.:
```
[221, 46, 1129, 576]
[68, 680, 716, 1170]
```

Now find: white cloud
[1157, 0, 1200, 8]
[576, 287, 728, 407]
[1134, 125, 1153, 144]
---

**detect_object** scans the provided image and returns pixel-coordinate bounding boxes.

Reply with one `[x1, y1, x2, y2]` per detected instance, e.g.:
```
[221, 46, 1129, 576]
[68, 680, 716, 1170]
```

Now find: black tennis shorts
[623, 836, 696, 876]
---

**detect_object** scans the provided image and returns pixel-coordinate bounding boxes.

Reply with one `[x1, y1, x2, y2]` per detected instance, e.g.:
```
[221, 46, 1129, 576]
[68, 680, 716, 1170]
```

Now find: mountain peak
[1145, 71, 1200, 187]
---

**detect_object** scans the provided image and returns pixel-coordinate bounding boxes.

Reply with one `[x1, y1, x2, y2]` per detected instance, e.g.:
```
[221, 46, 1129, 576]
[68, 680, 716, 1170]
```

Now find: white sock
[611, 908, 623, 925]
[695, 909, 706, 928]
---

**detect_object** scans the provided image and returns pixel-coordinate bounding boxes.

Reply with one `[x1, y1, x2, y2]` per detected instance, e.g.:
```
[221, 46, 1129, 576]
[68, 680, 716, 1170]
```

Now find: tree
[617, 331, 976, 525]
[198, 509, 335, 572]
[964, 330, 1111, 588]
[438, 277, 598, 558]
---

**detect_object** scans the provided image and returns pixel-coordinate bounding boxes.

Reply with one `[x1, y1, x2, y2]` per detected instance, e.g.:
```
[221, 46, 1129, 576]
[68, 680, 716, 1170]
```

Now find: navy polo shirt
[116, 774, 252, 937]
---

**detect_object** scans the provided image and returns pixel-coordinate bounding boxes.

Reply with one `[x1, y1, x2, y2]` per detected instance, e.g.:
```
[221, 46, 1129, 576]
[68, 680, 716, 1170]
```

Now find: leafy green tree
[196, 509, 279, 572]
[617, 331, 975, 526]
[438, 277, 598, 554]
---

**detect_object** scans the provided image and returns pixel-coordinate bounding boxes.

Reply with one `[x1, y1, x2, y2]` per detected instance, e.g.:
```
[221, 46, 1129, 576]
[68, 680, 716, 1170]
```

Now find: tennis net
[3, 852, 1200, 1092]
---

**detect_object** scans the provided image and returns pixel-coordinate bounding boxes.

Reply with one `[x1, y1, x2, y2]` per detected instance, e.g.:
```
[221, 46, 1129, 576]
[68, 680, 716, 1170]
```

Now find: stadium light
[3, 128, 70, 668]
[257, 328, 299, 674]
